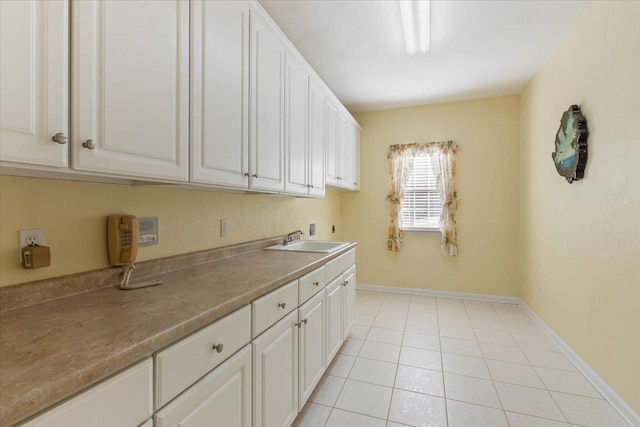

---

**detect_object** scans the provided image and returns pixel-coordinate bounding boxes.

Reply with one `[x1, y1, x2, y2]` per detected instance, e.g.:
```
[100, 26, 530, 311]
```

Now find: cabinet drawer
[155, 345, 252, 427]
[298, 266, 326, 304]
[325, 249, 355, 283]
[155, 305, 251, 409]
[23, 359, 152, 427]
[252, 280, 298, 338]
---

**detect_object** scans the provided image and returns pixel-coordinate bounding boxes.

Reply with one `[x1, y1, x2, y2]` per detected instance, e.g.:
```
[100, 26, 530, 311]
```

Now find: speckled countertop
[0, 241, 356, 426]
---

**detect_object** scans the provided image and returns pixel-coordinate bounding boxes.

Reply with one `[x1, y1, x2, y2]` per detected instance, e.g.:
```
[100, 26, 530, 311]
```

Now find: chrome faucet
[284, 230, 304, 245]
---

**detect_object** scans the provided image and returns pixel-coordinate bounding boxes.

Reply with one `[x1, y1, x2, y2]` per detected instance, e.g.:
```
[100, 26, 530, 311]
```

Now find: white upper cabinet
[345, 122, 361, 190]
[337, 114, 347, 185]
[284, 53, 309, 195]
[190, 0, 249, 188]
[72, 0, 189, 182]
[250, 13, 285, 192]
[0, 0, 69, 168]
[1, 0, 358, 193]
[325, 101, 361, 191]
[308, 78, 326, 197]
[325, 102, 340, 186]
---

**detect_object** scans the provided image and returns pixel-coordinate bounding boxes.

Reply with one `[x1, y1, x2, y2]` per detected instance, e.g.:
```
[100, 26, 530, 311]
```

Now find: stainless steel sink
[265, 241, 349, 254]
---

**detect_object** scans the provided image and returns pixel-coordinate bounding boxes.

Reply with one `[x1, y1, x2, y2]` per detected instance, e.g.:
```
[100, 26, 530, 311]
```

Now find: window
[401, 155, 441, 230]
[387, 141, 458, 254]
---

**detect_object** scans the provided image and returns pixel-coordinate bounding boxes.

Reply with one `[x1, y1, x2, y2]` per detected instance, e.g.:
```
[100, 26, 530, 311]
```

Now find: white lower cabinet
[23, 359, 152, 427]
[325, 275, 344, 364]
[154, 345, 252, 427]
[253, 310, 299, 427]
[298, 290, 326, 407]
[343, 265, 357, 336]
[19, 253, 356, 427]
[155, 305, 252, 408]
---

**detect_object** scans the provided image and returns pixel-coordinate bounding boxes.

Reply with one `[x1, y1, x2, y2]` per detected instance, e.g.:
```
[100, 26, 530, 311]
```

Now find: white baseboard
[518, 302, 640, 427]
[356, 283, 520, 305]
[357, 283, 640, 427]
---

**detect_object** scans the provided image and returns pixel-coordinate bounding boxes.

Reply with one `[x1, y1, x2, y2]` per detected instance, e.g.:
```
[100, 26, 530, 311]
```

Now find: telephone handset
[108, 215, 139, 266]
[108, 215, 160, 290]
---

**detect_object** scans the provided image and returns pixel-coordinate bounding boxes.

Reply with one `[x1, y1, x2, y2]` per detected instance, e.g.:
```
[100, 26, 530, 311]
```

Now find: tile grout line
[465, 300, 511, 426]
[434, 297, 450, 427]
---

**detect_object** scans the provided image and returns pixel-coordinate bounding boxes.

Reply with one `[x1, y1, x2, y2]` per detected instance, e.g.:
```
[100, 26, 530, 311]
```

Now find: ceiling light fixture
[398, 0, 430, 58]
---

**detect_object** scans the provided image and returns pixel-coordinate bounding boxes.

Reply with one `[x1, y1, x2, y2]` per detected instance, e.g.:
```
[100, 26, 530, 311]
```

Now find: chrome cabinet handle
[278, 302, 286, 309]
[212, 343, 224, 353]
[312, 281, 319, 287]
[82, 139, 96, 150]
[301, 318, 307, 324]
[252, 173, 258, 178]
[243, 172, 250, 177]
[51, 133, 68, 145]
[296, 319, 308, 328]
[342, 281, 347, 287]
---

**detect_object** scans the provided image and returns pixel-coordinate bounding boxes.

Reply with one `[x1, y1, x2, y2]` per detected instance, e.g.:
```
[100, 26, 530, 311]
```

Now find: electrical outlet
[537, 287, 542, 299]
[308, 221, 317, 240]
[18, 229, 44, 263]
[220, 219, 228, 237]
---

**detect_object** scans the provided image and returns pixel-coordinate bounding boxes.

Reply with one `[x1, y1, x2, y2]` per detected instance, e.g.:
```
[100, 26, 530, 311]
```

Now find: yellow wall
[519, 1, 640, 413]
[341, 96, 520, 296]
[0, 176, 342, 287]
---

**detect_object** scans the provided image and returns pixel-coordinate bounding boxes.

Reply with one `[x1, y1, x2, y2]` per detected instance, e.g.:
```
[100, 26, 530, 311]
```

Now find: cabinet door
[344, 123, 360, 191]
[250, 15, 285, 192]
[155, 345, 251, 427]
[354, 128, 361, 190]
[325, 102, 339, 186]
[308, 79, 326, 197]
[72, 0, 189, 181]
[298, 290, 326, 407]
[284, 53, 309, 195]
[337, 114, 347, 187]
[191, 0, 249, 188]
[253, 311, 298, 427]
[0, 0, 68, 168]
[343, 266, 357, 336]
[325, 275, 344, 364]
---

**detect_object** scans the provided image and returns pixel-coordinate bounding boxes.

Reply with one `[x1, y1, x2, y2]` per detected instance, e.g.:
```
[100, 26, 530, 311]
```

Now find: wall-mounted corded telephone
[107, 215, 161, 290]
[108, 215, 139, 265]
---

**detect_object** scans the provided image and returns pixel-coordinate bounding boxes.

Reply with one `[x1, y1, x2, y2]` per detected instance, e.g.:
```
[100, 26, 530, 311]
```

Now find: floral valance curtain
[386, 141, 459, 256]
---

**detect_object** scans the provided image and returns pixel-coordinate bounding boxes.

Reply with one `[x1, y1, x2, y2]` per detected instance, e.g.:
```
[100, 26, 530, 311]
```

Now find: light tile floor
[293, 290, 630, 427]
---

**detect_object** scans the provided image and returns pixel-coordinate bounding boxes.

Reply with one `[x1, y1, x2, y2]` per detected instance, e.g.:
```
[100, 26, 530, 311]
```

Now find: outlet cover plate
[307, 221, 317, 240]
[18, 229, 44, 263]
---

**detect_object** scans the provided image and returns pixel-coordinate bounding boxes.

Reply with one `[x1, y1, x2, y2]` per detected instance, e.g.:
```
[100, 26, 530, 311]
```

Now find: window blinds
[401, 155, 442, 229]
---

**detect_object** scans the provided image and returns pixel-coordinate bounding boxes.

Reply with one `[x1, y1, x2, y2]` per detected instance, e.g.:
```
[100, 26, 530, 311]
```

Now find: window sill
[404, 228, 440, 233]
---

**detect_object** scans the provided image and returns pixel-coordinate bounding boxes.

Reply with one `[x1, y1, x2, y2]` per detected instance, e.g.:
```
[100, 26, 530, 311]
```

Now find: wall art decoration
[552, 104, 589, 183]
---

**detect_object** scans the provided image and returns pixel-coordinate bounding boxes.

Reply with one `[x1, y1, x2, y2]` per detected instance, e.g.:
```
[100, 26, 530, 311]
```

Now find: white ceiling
[259, 0, 592, 113]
